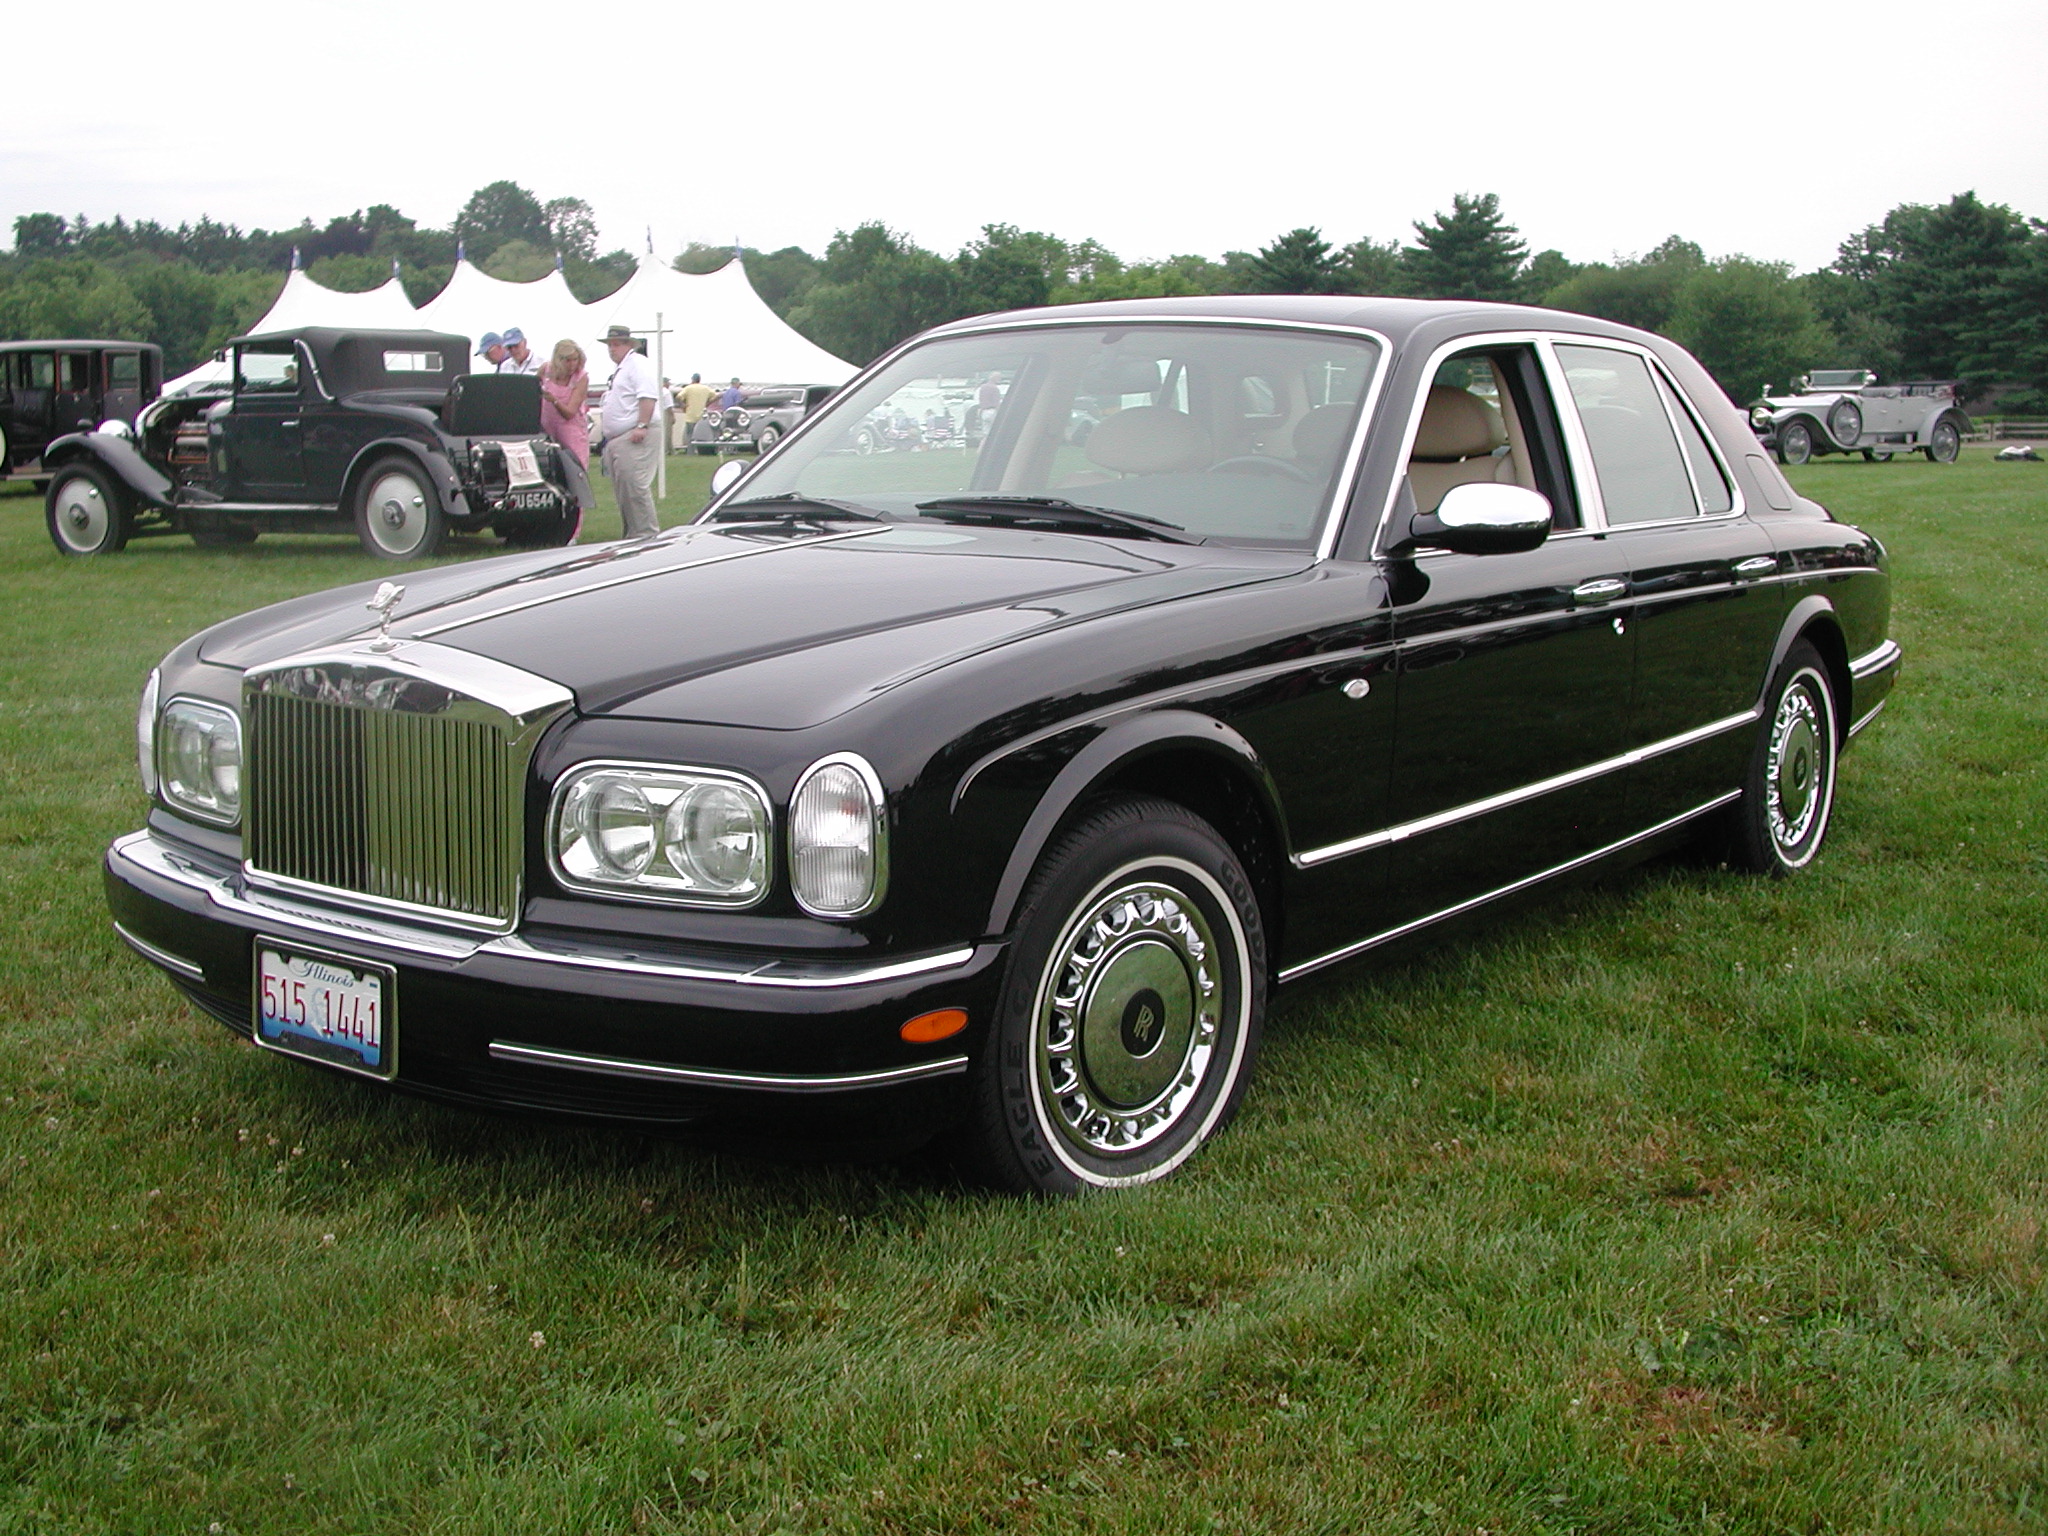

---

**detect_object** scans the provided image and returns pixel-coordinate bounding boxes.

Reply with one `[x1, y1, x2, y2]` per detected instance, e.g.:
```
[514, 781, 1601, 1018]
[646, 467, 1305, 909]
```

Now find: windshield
[721, 323, 1382, 547]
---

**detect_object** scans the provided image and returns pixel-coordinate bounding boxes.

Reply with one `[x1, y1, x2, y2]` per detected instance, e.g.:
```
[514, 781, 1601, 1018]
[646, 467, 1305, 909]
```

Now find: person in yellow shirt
[674, 373, 718, 451]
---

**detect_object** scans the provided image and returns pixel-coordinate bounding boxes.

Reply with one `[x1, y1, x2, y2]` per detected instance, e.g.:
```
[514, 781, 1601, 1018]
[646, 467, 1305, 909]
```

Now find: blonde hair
[548, 339, 585, 380]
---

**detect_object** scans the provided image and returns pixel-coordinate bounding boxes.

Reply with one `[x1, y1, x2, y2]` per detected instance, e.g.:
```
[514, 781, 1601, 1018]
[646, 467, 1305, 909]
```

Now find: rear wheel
[352, 457, 445, 560]
[965, 796, 1266, 1194]
[1924, 416, 1962, 463]
[1728, 641, 1838, 877]
[1777, 420, 1814, 465]
[45, 463, 130, 556]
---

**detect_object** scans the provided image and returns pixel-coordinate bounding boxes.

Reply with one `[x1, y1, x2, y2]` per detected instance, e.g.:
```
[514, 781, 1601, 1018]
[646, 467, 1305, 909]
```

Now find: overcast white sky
[7, 0, 2045, 273]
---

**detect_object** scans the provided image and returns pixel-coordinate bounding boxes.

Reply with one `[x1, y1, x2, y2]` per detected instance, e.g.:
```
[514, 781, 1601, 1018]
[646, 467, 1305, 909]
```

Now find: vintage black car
[104, 296, 1900, 1192]
[689, 384, 836, 455]
[1, 339, 162, 482]
[44, 327, 577, 559]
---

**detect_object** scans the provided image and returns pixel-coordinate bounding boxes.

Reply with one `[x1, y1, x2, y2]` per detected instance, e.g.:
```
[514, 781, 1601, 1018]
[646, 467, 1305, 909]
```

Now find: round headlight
[663, 782, 767, 893]
[137, 669, 161, 797]
[583, 779, 656, 878]
[789, 755, 886, 918]
[156, 698, 242, 825]
[1751, 406, 1773, 429]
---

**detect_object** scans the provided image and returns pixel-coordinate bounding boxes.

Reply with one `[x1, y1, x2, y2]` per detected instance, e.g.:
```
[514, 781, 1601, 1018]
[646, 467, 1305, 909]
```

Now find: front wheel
[1924, 416, 1962, 463]
[965, 796, 1267, 1194]
[352, 456, 445, 560]
[46, 464, 130, 556]
[1777, 420, 1814, 466]
[1728, 642, 1839, 877]
[753, 424, 783, 456]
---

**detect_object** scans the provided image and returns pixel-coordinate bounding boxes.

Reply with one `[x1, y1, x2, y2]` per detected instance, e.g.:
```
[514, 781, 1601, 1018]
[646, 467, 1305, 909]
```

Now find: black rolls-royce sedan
[105, 296, 1900, 1192]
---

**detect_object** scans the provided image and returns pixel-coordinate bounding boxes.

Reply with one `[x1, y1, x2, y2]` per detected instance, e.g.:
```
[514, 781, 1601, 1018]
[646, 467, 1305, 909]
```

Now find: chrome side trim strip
[486, 1040, 970, 1093]
[1294, 710, 1757, 868]
[1847, 698, 1887, 738]
[1849, 638, 1902, 680]
[1280, 791, 1741, 983]
[112, 920, 206, 982]
[109, 831, 980, 990]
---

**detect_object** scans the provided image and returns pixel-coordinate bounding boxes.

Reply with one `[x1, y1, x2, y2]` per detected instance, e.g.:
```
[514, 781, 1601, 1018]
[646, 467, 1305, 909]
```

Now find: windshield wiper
[708, 493, 886, 524]
[914, 496, 1197, 543]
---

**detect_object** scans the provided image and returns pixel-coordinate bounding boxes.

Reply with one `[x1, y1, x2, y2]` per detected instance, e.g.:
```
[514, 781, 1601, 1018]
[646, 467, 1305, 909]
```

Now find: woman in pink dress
[538, 339, 591, 540]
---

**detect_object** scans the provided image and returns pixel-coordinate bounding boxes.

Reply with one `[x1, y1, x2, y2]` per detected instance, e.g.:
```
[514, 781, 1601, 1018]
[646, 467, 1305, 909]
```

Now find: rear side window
[1655, 374, 1734, 514]
[1555, 344, 1697, 525]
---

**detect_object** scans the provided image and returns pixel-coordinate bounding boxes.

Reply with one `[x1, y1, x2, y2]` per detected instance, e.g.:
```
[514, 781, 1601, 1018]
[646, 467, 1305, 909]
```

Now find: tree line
[5, 183, 2044, 409]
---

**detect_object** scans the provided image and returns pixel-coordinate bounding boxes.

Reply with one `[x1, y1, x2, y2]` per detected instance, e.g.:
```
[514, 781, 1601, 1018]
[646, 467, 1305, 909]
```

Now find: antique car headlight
[156, 697, 242, 825]
[551, 764, 771, 905]
[789, 754, 887, 918]
[1750, 405, 1774, 429]
[137, 669, 161, 797]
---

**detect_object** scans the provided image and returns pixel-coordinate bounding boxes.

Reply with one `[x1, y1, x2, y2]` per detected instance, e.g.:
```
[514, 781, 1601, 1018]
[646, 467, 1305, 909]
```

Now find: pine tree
[1245, 228, 1346, 295]
[1403, 193, 1527, 301]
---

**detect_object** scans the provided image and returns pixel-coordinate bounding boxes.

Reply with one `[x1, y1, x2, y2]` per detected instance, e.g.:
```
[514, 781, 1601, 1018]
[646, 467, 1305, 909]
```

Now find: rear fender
[341, 439, 464, 520]
[41, 432, 175, 509]
[1760, 596, 1850, 742]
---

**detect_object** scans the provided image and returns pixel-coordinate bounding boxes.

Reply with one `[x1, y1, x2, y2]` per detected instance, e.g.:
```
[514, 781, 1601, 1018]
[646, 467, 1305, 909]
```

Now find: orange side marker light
[900, 1008, 968, 1044]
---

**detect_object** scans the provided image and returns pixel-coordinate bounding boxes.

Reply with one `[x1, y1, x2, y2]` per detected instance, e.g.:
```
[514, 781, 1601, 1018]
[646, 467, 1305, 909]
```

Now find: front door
[101, 350, 146, 425]
[53, 351, 96, 437]
[223, 343, 308, 497]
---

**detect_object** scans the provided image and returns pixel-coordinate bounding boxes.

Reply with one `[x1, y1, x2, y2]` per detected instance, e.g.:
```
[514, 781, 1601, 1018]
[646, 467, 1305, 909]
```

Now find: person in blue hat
[476, 332, 508, 369]
[499, 327, 539, 375]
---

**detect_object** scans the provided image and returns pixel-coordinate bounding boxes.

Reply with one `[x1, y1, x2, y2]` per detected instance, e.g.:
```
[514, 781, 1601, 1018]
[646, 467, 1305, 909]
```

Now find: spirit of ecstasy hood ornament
[365, 581, 405, 650]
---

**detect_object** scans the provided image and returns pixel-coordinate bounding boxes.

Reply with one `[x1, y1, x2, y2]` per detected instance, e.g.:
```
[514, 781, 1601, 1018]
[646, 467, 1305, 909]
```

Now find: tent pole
[654, 309, 668, 505]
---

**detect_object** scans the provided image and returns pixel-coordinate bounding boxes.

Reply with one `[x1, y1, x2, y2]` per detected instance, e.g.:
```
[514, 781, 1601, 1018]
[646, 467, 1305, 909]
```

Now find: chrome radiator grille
[242, 644, 574, 931]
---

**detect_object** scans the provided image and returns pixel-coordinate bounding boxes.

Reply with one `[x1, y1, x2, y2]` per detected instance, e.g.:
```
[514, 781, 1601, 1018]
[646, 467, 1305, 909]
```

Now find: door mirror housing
[709, 458, 747, 499]
[1401, 481, 1552, 555]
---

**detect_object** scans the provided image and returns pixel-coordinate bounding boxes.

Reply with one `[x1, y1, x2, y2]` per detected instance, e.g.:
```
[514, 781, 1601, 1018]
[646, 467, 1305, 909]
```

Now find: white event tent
[164, 252, 854, 394]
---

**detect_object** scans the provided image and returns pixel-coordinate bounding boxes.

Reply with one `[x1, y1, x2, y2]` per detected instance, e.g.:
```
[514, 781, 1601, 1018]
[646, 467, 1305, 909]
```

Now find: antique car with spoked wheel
[43, 327, 578, 559]
[1750, 369, 1969, 464]
[105, 296, 1899, 1192]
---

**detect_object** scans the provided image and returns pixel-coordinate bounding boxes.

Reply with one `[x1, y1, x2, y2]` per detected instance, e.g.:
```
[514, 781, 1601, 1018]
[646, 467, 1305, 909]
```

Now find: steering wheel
[1211, 454, 1315, 483]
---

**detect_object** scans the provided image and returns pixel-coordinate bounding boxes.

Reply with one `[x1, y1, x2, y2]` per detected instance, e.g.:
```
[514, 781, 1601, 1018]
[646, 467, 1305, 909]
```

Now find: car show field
[1, 453, 2042, 1529]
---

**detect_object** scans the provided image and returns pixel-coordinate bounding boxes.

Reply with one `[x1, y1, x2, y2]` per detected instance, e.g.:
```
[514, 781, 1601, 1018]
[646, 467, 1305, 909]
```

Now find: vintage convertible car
[1750, 369, 1970, 464]
[44, 327, 578, 559]
[104, 296, 1900, 1192]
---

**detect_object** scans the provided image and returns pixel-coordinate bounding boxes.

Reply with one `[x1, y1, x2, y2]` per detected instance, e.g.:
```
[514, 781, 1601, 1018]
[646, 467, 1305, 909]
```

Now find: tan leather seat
[1085, 405, 1212, 475]
[1408, 385, 1514, 511]
[1288, 404, 1353, 473]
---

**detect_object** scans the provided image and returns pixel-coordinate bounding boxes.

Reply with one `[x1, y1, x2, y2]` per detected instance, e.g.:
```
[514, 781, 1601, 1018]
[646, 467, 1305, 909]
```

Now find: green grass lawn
[1, 455, 2043, 1534]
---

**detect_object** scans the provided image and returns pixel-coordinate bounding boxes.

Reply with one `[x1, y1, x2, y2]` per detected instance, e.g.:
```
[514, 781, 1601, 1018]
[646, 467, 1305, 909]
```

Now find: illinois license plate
[253, 940, 395, 1079]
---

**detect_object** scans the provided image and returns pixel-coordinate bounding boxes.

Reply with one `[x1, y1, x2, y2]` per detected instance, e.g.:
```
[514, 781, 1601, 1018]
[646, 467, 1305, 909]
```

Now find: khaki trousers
[602, 427, 661, 539]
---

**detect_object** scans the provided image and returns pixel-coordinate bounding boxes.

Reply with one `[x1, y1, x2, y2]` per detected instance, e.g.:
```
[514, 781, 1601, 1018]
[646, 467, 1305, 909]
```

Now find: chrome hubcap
[1038, 880, 1219, 1155]
[365, 472, 425, 551]
[1766, 682, 1825, 851]
[56, 482, 106, 547]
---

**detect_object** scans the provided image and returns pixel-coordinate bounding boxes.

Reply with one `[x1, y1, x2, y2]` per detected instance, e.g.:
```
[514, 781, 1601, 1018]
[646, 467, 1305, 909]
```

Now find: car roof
[0, 338, 162, 354]
[228, 326, 469, 354]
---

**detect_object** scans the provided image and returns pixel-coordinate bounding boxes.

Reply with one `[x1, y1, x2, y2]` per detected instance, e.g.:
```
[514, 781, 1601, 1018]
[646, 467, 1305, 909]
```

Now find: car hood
[198, 522, 1307, 728]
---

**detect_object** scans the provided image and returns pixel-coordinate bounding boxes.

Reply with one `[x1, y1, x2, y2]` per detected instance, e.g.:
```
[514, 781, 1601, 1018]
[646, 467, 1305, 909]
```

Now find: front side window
[730, 325, 1383, 549]
[236, 346, 300, 395]
[106, 352, 142, 389]
[61, 354, 91, 391]
[1555, 344, 1698, 525]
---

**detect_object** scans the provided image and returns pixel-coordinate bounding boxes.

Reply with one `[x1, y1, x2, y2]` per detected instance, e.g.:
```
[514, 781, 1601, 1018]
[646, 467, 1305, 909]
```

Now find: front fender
[340, 439, 465, 521]
[42, 432, 175, 510]
[979, 709, 1284, 934]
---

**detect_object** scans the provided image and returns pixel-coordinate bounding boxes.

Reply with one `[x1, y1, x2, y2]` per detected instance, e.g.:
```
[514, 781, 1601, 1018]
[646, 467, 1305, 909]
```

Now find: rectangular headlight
[157, 697, 242, 826]
[550, 763, 771, 906]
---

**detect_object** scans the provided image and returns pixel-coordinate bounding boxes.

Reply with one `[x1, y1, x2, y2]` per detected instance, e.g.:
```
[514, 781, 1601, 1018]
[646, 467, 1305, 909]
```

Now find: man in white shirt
[498, 327, 540, 375]
[598, 325, 662, 539]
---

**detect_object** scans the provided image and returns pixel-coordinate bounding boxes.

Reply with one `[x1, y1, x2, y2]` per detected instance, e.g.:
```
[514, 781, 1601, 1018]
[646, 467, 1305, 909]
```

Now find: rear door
[7, 352, 57, 461]
[54, 351, 96, 437]
[1551, 342, 1784, 829]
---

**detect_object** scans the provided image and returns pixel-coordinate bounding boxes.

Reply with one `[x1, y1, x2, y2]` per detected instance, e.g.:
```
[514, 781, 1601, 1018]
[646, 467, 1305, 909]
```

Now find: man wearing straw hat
[598, 325, 662, 539]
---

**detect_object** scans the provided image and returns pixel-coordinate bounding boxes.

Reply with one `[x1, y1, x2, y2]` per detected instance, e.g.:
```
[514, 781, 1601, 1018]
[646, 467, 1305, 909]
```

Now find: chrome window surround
[240, 640, 573, 934]
[788, 751, 891, 919]
[703, 314, 1397, 564]
[155, 694, 244, 828]
[545, 759, 776, 910]
[1368, 331, 1750, 559]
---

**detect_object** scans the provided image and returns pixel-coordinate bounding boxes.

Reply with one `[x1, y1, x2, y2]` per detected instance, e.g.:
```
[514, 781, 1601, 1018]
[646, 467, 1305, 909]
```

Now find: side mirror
[1401, 481, 1552, 556]
[709, 458, 747, 498]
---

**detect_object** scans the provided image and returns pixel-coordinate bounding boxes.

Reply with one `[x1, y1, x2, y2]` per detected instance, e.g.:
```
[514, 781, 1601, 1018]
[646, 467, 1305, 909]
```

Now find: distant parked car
[41, 327, 578, 559]
[1751, 370, 1969, 464]
[690, 384, 836, 455]
[1, 339, 162, 483]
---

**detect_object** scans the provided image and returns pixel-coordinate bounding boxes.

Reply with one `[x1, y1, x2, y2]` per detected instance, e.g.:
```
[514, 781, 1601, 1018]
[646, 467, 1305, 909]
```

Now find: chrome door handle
[1733, 556, 1777, 578]
[1571, 578, 1628, 604]
[281, 420, 300, 428]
